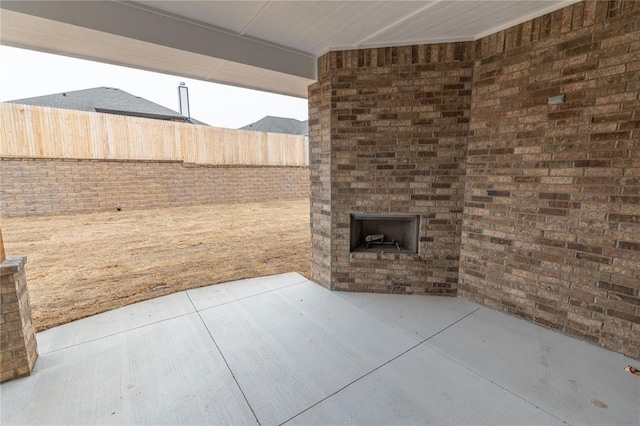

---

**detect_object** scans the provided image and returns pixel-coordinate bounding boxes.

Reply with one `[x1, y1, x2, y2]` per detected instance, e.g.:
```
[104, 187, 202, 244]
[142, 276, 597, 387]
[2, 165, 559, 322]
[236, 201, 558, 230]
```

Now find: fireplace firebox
[350, 214, 420, 254]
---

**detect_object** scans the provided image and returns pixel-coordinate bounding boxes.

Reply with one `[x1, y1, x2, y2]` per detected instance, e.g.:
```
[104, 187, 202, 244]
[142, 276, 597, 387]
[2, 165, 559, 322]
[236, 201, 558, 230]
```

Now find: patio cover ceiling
[0, 1, 579, 98]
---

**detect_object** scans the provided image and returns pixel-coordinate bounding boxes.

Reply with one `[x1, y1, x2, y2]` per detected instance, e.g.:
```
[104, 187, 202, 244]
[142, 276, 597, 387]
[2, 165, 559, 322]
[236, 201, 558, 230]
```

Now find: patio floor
[1, 272, 638, 425]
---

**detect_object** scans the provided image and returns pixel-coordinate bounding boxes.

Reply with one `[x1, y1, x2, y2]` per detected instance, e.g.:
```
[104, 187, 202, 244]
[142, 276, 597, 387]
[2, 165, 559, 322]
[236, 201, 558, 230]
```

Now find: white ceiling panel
[134, 1, 269, 35]
[128, 0, 577, 54]
[1, 0, 580, 98]
[363, 1, 483, 45]
[365, 0, 577, 46]
[241, 1, 429, 55]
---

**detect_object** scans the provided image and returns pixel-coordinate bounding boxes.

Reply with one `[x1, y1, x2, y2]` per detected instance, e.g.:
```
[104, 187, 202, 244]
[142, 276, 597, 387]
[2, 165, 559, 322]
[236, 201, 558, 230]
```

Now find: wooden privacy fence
[0, 103, 309, 166]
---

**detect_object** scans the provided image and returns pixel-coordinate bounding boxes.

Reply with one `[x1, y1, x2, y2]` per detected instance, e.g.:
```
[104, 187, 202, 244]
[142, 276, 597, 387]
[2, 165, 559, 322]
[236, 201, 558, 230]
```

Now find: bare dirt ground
[2, 199, 310, 332]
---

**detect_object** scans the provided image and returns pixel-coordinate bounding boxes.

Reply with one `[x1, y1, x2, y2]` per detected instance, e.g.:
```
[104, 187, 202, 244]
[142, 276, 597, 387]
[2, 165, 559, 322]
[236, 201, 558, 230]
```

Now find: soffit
[0, 1, 579, 98]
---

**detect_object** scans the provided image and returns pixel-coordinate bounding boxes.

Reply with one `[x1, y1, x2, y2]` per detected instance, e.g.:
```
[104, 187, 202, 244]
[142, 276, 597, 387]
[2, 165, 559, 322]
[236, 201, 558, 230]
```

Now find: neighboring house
[6, 86, 207, 125]
[240, 116, 308, 135]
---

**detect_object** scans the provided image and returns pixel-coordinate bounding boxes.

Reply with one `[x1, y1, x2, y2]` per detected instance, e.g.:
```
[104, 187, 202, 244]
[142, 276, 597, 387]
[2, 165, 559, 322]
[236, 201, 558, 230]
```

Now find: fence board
[0, 103, 308, 166]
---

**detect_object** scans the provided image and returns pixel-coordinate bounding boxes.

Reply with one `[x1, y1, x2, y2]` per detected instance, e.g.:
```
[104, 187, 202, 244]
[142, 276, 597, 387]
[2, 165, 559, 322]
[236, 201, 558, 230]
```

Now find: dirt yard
[1, 200, 310, 332]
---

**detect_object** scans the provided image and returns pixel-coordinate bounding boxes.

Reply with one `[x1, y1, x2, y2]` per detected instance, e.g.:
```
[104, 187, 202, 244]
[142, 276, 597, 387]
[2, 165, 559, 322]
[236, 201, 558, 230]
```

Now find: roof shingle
[240, 116, 308, 135]
[6, 87, 207, 124]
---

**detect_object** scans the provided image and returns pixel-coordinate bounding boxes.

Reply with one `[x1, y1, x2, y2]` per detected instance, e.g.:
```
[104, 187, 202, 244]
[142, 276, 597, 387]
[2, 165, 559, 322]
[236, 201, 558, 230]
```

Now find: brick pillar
[1, 256, 38, 383]
[309, 45, 471, 294]
[308, 61, 333, 290]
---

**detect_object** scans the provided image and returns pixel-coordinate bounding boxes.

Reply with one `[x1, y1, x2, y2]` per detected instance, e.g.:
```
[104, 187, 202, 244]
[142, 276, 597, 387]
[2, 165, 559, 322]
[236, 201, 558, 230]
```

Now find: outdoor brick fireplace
[309, 42, 471, 295]
[350, 214, 419, 254]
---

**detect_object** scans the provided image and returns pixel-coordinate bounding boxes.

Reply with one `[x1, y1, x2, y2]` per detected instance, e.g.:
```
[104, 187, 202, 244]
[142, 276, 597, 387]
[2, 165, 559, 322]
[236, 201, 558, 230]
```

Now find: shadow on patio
[1, 273, 638, 425]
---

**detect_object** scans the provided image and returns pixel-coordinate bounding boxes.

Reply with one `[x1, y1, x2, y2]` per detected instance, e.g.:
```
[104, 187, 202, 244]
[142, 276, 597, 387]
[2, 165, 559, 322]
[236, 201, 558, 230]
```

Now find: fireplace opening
[350, 214, 420, 254]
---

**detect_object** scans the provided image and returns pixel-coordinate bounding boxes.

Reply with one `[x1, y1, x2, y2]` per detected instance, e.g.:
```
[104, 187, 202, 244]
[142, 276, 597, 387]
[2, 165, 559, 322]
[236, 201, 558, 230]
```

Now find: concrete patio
[1, 272, 638, 425]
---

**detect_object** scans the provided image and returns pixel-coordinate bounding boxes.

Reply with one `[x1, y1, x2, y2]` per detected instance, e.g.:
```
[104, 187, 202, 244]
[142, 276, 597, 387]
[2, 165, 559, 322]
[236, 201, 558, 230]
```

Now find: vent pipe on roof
[178, 82, 190, 120]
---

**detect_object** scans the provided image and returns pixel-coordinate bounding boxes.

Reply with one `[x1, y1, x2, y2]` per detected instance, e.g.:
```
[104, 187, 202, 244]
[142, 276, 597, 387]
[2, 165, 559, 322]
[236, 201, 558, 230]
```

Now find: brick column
[308, 60, 333, 289]
[309, 45, 472, 294]
[1, 256, 38, 383]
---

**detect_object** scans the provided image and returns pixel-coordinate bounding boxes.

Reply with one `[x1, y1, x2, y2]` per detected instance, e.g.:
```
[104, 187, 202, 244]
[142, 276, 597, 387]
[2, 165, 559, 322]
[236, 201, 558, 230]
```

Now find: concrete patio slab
[427, 307, 640, 425]
[199, 281, 420, 425]
[287, 343, 564, 425]
[2, 313, 257, 425]
[187, 272, 307, 311]
[336, 291, 479, 339]
[1, 273, 638, 425]
[36, 291, 196, 353]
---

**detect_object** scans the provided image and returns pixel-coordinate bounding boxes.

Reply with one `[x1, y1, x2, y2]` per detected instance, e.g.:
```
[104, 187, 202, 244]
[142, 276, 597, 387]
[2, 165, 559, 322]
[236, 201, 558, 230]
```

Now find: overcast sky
[0, 45, 309, 129]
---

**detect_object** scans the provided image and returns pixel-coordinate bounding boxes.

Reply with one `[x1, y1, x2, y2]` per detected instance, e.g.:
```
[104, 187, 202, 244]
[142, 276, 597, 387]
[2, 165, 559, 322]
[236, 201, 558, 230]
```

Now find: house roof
[240, 116, 308, 136]
[6, 86, 207, 124]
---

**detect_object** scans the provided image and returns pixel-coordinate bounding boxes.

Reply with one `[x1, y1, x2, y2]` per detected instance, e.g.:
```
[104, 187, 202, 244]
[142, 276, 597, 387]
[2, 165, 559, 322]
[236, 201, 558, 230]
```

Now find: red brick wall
[0, 158, 309, 217]
[460, 1, 640, 357]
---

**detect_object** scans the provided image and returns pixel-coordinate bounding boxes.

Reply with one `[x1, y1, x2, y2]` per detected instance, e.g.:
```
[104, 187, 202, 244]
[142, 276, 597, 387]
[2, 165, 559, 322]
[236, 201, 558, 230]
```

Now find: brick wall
[0, 158, 309, 217]
[309, 1, 639, 357]
[460, 0, 640, 358]
[311, 43, 473, 294]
